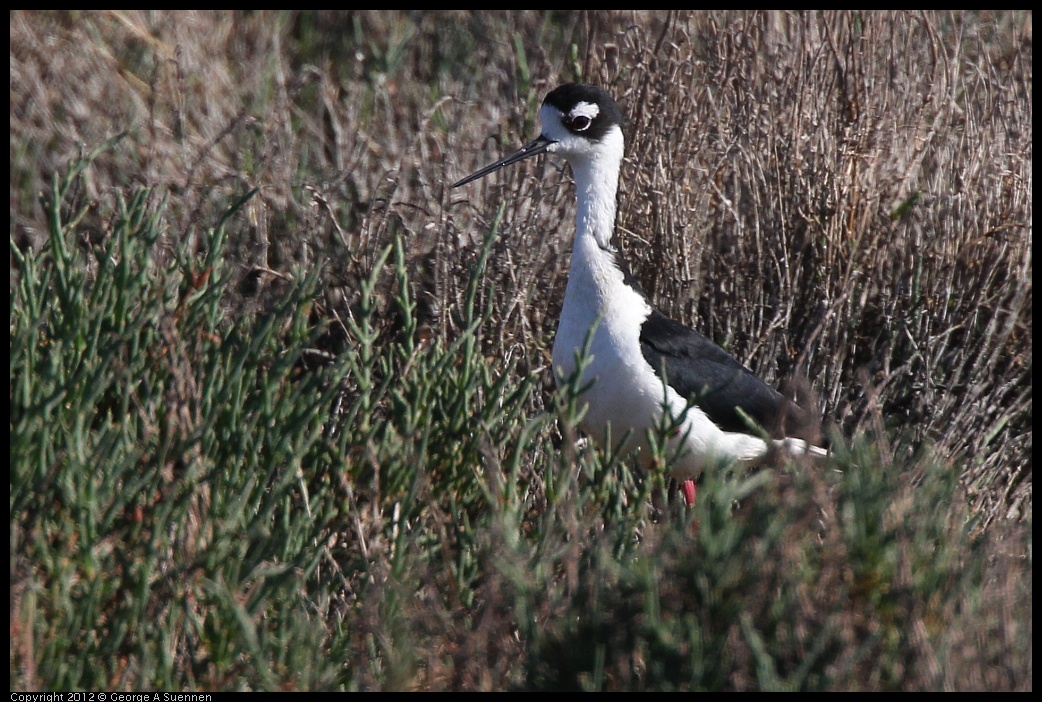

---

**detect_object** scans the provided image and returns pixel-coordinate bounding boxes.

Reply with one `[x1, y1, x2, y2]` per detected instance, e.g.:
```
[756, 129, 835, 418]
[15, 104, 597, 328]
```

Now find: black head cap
[542, 83, 624, 141]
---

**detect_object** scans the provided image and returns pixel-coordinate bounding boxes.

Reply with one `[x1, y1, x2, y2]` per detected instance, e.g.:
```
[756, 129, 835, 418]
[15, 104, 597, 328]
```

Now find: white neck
[567, 126, 623, 252]
[553, 124, 649, 385]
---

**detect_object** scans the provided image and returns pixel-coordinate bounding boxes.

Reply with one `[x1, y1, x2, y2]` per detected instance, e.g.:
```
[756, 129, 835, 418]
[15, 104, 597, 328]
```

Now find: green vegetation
[11, 11, 1031, 690]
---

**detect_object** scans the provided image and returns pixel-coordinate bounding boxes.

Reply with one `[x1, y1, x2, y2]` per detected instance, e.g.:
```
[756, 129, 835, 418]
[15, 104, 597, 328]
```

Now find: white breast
[552, 234, 771, 478]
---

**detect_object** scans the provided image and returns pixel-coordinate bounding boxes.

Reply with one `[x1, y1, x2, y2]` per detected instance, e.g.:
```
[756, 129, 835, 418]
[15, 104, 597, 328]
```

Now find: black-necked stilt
[454, 83, 826, 504]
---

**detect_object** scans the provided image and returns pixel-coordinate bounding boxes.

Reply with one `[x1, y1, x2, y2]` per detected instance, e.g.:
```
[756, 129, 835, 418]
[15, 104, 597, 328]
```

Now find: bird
[453, 83, 826, 504]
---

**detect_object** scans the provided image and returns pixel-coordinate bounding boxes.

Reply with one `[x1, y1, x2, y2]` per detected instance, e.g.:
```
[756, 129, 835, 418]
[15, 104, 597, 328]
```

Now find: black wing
[639, 309, 803, 436]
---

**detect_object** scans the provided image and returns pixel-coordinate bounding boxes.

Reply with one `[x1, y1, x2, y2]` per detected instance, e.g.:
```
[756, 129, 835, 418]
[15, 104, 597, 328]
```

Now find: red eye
[569, 115, 592, 131]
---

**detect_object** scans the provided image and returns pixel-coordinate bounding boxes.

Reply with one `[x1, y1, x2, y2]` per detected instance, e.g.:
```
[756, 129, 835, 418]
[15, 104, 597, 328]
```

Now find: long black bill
[452, 135, 556, 188]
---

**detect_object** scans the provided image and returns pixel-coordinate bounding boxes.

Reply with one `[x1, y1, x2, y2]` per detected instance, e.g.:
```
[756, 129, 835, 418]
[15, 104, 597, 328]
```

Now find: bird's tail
[773, 437, 829, 460]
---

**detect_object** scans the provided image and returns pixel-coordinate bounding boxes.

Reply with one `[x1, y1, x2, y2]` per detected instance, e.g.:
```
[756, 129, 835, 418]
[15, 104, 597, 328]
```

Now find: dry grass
[11, 11, 1029, 521]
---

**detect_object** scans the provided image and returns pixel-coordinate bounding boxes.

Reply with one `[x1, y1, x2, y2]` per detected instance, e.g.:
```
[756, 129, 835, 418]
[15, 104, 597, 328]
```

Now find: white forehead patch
[571, 101, 600, 120]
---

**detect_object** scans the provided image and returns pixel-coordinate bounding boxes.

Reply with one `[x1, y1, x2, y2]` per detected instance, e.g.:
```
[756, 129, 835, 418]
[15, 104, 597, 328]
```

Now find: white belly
[551, 237, 769, 477]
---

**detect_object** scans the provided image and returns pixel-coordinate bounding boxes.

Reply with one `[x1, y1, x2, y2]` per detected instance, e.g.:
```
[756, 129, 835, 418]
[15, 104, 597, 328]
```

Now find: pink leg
[681, 479, 697, 506]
